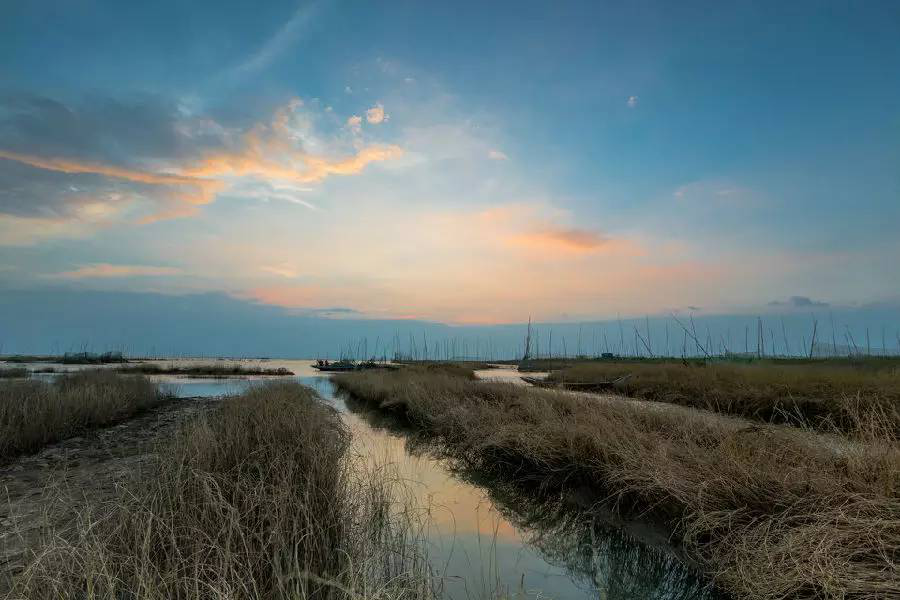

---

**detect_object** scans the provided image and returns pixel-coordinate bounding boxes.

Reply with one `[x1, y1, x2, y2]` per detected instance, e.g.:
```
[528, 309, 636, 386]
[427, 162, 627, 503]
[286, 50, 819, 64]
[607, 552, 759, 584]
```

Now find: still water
[10, 359, 716, 599]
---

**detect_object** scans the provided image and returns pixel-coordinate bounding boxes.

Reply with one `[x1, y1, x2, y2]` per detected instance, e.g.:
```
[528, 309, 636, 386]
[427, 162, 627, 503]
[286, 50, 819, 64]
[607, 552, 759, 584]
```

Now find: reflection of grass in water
[462, 473, 719, 600]
[340, 392, 717, 600]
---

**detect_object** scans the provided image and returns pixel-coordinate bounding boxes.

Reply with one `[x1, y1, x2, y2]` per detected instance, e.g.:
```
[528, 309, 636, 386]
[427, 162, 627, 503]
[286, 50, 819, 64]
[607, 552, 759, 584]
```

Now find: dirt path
[0, 396, 219, 583]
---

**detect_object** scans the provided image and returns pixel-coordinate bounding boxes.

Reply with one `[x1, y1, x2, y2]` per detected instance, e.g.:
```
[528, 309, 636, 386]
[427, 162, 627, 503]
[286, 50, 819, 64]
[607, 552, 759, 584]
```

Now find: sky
[1, 1, 899, 354]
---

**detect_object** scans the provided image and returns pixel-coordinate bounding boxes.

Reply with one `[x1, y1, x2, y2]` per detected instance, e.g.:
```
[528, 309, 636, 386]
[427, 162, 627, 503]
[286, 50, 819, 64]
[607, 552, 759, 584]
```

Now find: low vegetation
[397, 360, 493, 372]
[6, 383, 434, 600]
[0, 367, 28, 379]
[334, 369, 900, 600]
[545, 360, 900, 434]
[403, 362, 478, 379]
[114, 363, 294, 377]
[0, 370, 167, 462]
[3, 352, 126, 364]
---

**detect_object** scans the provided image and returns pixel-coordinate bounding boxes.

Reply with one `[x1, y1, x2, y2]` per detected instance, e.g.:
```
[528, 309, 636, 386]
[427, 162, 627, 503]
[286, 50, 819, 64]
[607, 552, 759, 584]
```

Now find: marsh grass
[546, 361, 900, 434]
[404, 363, 478, 379]
[114, 363, 294, 377]
[397, 361, 491, 374]
[0, 368, 28, 379]
[5, 382, 436, 600]
[0, 371, 167, 462]
[333, 369, 900, 600]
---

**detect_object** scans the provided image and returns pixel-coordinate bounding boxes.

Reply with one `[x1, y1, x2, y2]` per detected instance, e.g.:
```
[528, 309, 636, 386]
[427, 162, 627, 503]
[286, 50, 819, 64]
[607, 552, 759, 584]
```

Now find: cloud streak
[53, 263, 183, 279]
[0, 149, 223, 223]
[511, 227, 614, 253]
[229, 2, 322, 78]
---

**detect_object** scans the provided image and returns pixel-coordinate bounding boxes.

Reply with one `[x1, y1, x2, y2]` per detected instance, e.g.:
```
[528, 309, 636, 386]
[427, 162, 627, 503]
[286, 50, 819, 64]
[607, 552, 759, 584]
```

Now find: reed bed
[333, 369, 900, 600]
[0, 370, 166, 462]
[546, 361, 900, 434]
[5, 382, 435, 600]
[0, 368, 28, 379]
[114, 363, 294, 377]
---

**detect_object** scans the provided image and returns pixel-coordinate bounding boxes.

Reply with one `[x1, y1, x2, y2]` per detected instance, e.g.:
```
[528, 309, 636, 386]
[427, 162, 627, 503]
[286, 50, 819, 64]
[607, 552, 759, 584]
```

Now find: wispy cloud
[53, 263, 183, 279]
[261, 263, 300, 278]
[180, 100, 402, 184]
[510, 227, 618, 253]
[230, 1, 322, 78]
[0, 149, 223, 223]
[1, 99, 401, 224]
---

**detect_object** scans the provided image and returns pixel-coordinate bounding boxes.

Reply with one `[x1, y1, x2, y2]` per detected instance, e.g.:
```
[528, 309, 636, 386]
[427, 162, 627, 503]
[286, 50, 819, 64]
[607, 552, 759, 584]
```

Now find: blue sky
[1, 0, 899, 337]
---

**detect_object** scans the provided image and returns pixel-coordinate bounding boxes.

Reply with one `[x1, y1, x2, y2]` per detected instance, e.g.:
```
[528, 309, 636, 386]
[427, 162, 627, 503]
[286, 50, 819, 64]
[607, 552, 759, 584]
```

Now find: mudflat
[0, 397, 218, 584]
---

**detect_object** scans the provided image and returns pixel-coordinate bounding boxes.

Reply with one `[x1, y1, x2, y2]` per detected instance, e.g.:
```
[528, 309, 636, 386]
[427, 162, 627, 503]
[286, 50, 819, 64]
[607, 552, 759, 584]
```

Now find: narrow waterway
[8, 359, 718, 599]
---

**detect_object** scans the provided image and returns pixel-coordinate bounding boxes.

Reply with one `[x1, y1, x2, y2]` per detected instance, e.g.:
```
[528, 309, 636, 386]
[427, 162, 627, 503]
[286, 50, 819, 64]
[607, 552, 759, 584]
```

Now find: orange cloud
[511, 227, 611, 253]
[183, 144, 402, 184]
[0, 150, 200, 187]
[52, 263, 182, 279]
[0, 100, 403, 225]
[181, 102, 402, 184]
[0, 150, 223, 223]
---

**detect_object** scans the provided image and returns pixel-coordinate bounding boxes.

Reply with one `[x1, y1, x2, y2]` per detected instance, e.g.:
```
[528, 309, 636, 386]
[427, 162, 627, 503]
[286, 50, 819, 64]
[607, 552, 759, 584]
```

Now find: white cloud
[627, 95, 639, 108]
[366, 103, 388, 124]
[346, 114, 362, 134]
[261, 263, 299, 278]
[488, 149, 509, 161]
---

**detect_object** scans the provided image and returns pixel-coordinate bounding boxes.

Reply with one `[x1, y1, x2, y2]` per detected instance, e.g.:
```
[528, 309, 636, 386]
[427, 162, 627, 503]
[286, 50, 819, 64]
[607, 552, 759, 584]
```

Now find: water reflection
[466, 474, 716, 600]
[340, 394, 720, 600]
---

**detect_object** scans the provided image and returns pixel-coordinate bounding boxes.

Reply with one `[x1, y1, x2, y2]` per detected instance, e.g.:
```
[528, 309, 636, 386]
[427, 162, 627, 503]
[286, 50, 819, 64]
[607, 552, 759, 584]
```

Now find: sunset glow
[2, 1, 898, 330]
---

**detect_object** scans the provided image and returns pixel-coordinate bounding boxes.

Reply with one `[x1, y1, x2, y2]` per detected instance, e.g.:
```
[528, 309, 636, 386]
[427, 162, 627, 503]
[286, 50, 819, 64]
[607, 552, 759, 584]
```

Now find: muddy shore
[0, 397, 219, 586]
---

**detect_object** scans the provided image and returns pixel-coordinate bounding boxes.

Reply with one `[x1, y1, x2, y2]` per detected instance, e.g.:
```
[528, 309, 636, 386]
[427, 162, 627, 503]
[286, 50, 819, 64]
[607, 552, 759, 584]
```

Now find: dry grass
[397, 361, 492, 373]
[334, 369, 900, 600]
[5, 382, 435, 600]
[0, 371, 167, 463]
[403, 363, 478, 380]
[0, 368, 28, 379]
[115, 363, 294, 376]
[546, 361, 900, 434]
